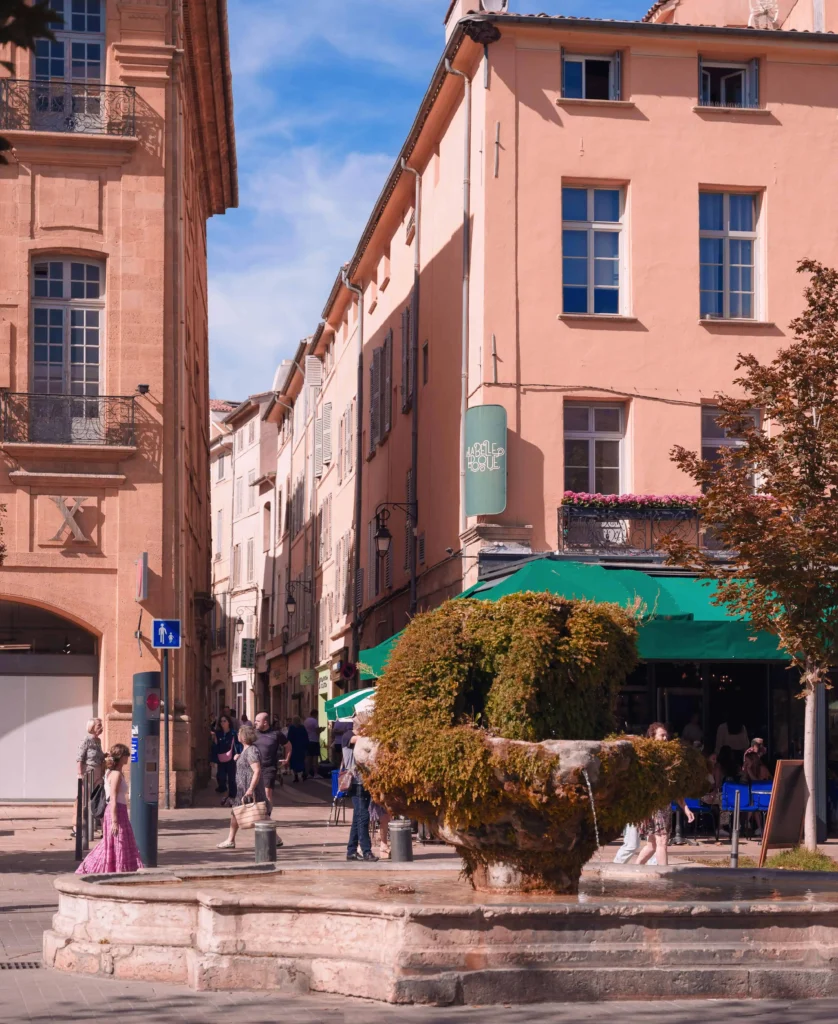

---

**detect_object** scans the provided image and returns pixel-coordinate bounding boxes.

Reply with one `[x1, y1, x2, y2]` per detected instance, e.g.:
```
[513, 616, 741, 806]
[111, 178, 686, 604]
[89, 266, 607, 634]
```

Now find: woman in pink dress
[77, 743, 143, 875]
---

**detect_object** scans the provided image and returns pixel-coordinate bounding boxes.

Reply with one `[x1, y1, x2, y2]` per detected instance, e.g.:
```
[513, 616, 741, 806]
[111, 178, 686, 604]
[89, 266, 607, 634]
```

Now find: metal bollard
[389, 819, 414, 863]
[254, 821, 278, 863]
[74, 778, 83, 862]
[730, 789, 741, 869]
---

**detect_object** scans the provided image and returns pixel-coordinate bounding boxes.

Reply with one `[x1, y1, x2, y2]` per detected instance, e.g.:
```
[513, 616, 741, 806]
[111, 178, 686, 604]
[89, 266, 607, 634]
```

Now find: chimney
[445, 0, 479, 42]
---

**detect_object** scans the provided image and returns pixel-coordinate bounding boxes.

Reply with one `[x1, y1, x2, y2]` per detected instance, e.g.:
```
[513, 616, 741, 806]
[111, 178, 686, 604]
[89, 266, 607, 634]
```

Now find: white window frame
[216, 453, 225, 481]
[699, 191, 759, 321]
[246, 538, 254, 582]
[699, 60, 758, 109]
[34, 0, 105, 85]
[562, 53, 619, 101]
[701, 405, 760, 490]
[235, 476, 243, 516]
[563, 402, 625, 495]
[562, 187, 625, 316]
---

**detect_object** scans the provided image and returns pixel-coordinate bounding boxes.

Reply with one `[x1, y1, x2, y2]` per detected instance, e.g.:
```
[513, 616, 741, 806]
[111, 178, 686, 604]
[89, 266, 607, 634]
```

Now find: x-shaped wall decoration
[49, 496, 91, 542]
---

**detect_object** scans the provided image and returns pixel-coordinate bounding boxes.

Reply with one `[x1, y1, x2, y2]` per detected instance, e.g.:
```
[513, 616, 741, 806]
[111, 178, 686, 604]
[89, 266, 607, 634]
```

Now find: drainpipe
[814, 0, 825, 32]
[400, 159, 421, 619]
[342, 271, 364, 670]
[446, 59, 472, 538]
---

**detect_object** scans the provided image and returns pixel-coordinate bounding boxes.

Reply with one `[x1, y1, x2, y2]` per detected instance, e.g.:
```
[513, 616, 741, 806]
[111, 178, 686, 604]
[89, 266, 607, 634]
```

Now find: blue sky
[208, 0, 649, 400]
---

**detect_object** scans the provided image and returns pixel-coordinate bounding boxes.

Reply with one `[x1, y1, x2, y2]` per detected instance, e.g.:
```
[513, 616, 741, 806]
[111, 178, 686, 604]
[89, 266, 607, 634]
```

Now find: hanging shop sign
[465, 405, 507, 517]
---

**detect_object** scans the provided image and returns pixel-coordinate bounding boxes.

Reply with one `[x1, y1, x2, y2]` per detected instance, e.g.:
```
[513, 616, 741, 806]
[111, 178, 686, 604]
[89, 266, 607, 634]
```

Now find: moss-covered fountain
[44, 594, 838, 1004]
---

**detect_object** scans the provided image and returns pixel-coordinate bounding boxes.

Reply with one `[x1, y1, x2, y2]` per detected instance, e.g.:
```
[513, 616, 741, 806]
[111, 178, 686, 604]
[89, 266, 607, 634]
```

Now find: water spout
[582, 769, 605, 893]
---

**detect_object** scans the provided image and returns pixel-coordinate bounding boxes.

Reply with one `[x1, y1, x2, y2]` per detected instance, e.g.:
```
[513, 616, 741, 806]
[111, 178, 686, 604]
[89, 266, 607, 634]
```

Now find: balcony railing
[559, 504, 724, 557]
[1, 392, 137, 447]
[0, 79, 136, 137]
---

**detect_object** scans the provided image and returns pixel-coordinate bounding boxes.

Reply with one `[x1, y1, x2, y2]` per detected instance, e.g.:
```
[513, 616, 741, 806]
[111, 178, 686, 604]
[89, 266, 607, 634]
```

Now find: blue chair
[721, 782, 758, 813]
[329, 769, 349, 826]
[670, 798, 716, 842]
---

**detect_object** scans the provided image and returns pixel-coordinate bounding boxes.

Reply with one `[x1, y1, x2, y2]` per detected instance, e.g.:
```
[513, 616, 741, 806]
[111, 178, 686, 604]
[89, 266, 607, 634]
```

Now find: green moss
[365, 591, 706, 891]
[765, 848, 838, 872]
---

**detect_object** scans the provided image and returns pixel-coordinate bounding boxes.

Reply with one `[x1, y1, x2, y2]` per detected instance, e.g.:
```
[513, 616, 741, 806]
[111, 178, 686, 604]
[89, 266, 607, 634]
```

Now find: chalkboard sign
[758, 760, 807, 868]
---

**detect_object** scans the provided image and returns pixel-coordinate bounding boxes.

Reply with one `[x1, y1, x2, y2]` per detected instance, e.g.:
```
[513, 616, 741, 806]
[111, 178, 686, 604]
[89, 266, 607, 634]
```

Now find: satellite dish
[480, 0, 509, 12]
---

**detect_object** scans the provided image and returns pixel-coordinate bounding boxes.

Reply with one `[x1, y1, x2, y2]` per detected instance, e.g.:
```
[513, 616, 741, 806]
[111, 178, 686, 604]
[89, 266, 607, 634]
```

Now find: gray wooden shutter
[337, 412, 344, 484]
[323, 402, 332, 464]
[314, 415, 324, 478]
[401, 308, 411, 412]
[698, 54, 705, 105]
[355, 566, 364, 610]
[611, 51, 622, 101]
[560, 46, 566, 98]
[383, 330, 392, 436]
[370, 349, 381, 451]
[748, 58, 759, 109]
[385, 545, 392, 590]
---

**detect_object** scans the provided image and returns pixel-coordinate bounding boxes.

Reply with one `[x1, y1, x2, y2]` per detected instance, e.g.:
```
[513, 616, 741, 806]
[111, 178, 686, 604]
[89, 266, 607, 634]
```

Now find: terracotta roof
[209, 399, 238, 412]
[642, 0, 673, 22]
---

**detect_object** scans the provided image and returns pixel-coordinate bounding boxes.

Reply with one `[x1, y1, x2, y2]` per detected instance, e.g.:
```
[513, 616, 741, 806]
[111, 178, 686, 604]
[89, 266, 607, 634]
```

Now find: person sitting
[741, 748, 772, 838]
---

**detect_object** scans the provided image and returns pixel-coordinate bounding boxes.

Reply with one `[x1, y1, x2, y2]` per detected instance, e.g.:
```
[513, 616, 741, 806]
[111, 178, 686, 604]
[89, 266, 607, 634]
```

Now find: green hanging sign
[465, 405, 507, 517]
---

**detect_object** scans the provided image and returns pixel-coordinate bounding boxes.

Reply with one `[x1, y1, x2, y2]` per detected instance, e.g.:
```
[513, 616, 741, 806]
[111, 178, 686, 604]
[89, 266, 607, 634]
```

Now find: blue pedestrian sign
[152, 619, 181, 650]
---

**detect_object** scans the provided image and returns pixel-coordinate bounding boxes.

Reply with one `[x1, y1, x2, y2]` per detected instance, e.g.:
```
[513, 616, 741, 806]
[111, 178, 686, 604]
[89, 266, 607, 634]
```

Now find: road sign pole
[163, 649, 171, 810]
[130, 671, 160, 867]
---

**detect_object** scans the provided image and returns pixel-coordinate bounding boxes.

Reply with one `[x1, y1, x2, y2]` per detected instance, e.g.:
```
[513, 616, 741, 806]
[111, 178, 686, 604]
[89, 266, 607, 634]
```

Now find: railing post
[74, 779, 83, 862]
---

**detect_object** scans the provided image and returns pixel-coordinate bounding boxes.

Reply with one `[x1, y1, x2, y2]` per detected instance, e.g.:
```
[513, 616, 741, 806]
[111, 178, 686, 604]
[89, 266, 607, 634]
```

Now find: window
[216, 453, 225, 481]
[246, 538, 254, 582]
[248, 419, 255, 444]
[232, 543, 241, 586]
[562, 51, 622, 101]
[401, 307, 414, 413]
[422, 341, 429, 386]
[263, 503, 271, 553]
[699, 192, 758, 319]
[30, 258, 104, 442]
[215, 509, 223, 559]
[701, 405, 759, 488]
[562, 187, 623, 315]
[369, 332, 392, 454]
[699, 58, 759, 109]
[32, 1, 105, 133]
[235, 477, 243, 515]
[276, 491, 283, 540]
[247, 469, 256, 508]
[563, 403, 623, 494]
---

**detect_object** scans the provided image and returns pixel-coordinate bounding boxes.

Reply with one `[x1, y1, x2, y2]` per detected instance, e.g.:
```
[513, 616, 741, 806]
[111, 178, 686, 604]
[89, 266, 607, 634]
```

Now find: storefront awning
[324, 687, 376, 722]
[359, 558, 788, 679]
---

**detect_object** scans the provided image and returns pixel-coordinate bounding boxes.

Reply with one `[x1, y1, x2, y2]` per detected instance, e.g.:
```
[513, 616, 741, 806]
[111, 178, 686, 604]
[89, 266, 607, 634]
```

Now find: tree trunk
[803, 670, 820, 852]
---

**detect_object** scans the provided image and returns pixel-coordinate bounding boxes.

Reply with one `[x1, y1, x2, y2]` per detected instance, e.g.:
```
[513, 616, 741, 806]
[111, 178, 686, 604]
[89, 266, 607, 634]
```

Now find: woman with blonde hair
[76, 743, 143, 874]
[217, 725, 266, 850]
[72, 718, 105, 839]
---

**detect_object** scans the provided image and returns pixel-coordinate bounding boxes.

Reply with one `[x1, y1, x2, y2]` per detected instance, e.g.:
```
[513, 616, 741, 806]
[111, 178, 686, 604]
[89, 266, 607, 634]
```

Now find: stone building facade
[0, 0, 237, 803]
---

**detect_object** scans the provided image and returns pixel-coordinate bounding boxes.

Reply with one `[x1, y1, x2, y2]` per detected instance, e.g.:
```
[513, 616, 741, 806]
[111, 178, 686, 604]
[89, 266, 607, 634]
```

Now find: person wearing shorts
[303, 709, 323, 779]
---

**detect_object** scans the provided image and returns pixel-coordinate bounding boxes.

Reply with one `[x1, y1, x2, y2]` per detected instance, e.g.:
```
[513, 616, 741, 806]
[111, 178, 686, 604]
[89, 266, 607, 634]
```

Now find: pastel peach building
[0, 1, 236, 803]
[251, 2, 838, 805]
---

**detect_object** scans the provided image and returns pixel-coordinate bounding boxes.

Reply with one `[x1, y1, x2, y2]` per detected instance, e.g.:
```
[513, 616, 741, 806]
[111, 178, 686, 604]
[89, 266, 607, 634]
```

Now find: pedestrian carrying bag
[233, 796, 269, 829]
[217, 746, 234, 763]
[89, 781, 107, 819]
[337, 768, 354, 795]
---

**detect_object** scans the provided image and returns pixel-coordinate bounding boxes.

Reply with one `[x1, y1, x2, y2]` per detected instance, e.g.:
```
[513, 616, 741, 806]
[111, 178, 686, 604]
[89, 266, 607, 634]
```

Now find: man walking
[303, 708, 323, 780]
[253, 713, 287, 848]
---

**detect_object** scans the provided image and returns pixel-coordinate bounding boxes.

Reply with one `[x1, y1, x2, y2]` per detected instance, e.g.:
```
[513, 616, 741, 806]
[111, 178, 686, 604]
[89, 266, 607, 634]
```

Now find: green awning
[358, 559, 788, 678]
[324, 687, 376, 722]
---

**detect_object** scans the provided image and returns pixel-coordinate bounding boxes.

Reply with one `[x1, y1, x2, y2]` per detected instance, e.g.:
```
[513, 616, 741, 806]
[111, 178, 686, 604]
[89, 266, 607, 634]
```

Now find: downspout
[814, 0, 825, 33]
[400, 159, 421, 619]
[446, 59, 472, 538]
[343, 271, 364, 668]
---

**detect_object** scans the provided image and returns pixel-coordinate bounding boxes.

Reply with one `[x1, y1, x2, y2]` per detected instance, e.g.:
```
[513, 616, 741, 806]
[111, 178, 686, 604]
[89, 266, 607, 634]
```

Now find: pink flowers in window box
[562, 491, 700, 511]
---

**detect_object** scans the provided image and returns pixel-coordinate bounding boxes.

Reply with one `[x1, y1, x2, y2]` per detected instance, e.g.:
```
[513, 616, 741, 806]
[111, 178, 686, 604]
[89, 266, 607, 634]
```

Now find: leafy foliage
[365, 593, 706, 890]
[668, 260, 838, 687]
[667, 259, 838, 849]
[1, 1, 61, 163]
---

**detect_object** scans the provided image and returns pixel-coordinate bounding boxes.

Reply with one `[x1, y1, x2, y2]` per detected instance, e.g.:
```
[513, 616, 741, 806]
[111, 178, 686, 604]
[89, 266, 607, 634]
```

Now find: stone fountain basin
[44, 861, 838, 1005]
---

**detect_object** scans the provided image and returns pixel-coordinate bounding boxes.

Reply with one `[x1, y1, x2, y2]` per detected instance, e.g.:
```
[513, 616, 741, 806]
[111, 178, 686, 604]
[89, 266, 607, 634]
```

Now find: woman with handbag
[76, 744, 143, 874]
[217, 725, 267, 850]
[213, 715, 241, 807]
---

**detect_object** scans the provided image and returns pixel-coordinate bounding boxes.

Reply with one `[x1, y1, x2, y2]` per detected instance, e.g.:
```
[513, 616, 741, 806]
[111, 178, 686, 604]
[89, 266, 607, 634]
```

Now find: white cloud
[208, 147, 393, 400]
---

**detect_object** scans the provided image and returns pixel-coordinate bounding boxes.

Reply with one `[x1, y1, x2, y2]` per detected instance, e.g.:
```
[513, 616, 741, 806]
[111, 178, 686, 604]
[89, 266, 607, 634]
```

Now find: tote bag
[232, 796, 269, 829]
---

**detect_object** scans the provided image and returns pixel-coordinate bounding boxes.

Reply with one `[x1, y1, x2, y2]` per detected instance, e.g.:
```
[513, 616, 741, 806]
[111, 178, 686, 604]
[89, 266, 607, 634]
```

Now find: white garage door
[0, 675, 94, 800]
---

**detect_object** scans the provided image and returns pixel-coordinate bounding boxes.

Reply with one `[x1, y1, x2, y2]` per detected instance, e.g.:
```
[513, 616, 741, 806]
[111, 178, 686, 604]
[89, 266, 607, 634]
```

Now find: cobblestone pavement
[2, 779, 838, 1021]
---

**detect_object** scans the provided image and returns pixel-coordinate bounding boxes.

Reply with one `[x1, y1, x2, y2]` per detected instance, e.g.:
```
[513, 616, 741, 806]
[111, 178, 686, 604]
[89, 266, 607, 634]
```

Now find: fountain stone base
[44, 861, 838, 1005]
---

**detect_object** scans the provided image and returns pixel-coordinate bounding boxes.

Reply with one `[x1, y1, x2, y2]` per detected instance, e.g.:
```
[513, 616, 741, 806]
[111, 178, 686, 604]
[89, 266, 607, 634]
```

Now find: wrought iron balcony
[558, 503, 724, 557]
[0, 79, 136, 137]
[1, 392, 137, 447]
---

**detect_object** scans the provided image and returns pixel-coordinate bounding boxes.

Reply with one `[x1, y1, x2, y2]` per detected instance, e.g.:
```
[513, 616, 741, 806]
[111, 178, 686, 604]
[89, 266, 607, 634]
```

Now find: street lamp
[285, 591, 296, 617]
[285, 579, 311, 617]
[235, 615, 245, 633]
[374, 501, 417, 558]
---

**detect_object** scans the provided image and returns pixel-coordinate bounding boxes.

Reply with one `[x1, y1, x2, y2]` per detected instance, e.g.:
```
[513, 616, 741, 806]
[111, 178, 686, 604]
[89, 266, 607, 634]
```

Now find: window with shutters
[248, 419, 255, 444]
[400, 305, 414, 413]
[276, 490, 283, 540]
[314, 414, 324, 478]
[217, 453, 225, 480]
[235, 477, 243, 515]
[337, 413, 344, 485]
[404, 468, 414, 572]
[232, 543, 241, 586]
[246, 538, 254, 581]
[262, 503, 271, 552]
[698, 57, 759, 109]
[422, 341, 429, 386]
[347, 401, 355, 475]
[323, 403, 333, 465]
[418, 533, 426, 564]
[561, 50, 622, 101]
[335, 536, 342, 607]
[381, 332, 392, 437]
[247, 469, 256, 508]
[215, 509, 223, 559]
